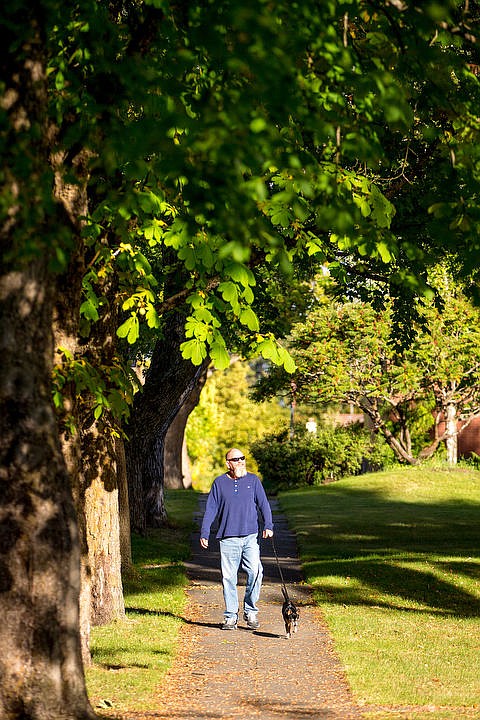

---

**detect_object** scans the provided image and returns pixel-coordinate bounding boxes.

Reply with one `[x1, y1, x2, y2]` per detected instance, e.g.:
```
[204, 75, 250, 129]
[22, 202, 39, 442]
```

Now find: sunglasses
[228, 456, 245, 462]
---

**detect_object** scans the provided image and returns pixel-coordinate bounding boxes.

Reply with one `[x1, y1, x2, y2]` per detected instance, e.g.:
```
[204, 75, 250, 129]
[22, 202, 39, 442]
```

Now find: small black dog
[281, 587, 299, 638]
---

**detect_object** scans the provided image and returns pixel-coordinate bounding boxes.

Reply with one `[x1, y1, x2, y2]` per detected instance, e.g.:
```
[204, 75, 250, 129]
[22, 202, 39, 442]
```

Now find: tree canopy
[27, 0, 480, 408]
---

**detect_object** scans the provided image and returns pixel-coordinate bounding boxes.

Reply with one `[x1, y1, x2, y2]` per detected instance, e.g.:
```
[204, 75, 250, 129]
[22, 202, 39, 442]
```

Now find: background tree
[414, 268, 480, 463]
[163, 362, 210, 490]
[255, 274, 480, 465]
[186, 360, 289, 490]
[250, 423, 392, 493]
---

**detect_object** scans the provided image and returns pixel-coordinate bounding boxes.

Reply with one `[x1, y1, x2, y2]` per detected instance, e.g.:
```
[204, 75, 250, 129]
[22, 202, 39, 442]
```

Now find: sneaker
[221, 617, 237, 630]
[243, 613, 260, 630]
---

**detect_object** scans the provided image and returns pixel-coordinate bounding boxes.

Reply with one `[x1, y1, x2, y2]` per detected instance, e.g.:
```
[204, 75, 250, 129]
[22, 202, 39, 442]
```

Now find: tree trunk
[0, 13, 96, 716]
[164, 362, 209, 490]
[163, 413, 189, 490]
[75, 271, 126, 627]
[181, 436, 193, 489]
[61, 429, 92, 669]
[51, 164, 125, 632]
[359, 398, 418, 465]
[55, 282, 126, 635]
[0, 259, 96, 719]
[82, 417, 125, 626]
[51, 151, 94, 664]
[125, 311, 209, 532]
[116, 437, 132, 571]
[445, 402, 458, 465]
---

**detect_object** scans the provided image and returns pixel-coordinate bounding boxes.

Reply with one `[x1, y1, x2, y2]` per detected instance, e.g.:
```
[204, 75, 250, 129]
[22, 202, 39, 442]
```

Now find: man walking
[200, 448, 274, 630]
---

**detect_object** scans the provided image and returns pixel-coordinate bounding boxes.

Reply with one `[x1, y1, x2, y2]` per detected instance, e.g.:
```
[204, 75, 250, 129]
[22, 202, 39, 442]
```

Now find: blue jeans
[219, 533, 263, 619]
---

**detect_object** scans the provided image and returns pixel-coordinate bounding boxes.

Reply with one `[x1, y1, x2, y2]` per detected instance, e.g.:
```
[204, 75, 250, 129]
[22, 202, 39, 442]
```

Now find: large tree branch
[157, 276, 220, 316]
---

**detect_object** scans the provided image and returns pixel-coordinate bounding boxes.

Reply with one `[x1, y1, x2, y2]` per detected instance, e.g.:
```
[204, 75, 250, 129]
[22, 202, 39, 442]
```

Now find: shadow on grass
[126, 605, 221, 629]
[286, 484, 480, 619]
[307, 558, 480, 617]
[90, 645, 171, 671]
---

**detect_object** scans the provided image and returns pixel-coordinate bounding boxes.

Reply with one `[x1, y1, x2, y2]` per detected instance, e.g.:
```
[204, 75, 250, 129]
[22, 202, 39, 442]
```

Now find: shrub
[250, 423, 393, 493]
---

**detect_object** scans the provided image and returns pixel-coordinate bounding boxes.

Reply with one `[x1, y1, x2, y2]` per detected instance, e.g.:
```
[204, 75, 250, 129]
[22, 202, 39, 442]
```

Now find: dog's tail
[281, 584, 290, 603]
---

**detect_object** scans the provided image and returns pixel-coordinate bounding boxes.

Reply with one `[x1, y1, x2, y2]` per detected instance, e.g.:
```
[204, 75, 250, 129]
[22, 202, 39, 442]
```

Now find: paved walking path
[151, 496, 363, 720]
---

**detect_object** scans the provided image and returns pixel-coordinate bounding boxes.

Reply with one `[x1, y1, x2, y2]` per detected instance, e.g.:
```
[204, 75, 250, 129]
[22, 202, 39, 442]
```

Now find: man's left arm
[254, 476, 274, 538]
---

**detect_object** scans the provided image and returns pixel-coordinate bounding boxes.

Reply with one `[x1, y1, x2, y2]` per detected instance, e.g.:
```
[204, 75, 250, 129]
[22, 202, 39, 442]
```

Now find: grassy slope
[278, 466, 480, 719]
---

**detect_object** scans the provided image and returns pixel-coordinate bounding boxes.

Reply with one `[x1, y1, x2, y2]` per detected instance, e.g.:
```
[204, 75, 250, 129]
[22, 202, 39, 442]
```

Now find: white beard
[232, 467, 247, 478]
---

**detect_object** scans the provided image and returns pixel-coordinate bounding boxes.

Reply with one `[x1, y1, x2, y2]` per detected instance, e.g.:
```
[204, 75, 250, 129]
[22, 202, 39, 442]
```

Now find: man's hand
[262, 529, 273, 539]
[200, 537, 209, 548]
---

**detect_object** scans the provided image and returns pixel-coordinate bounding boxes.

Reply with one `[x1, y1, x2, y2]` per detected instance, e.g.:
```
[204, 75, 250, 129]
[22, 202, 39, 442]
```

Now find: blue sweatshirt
[200, 472, 273, 540]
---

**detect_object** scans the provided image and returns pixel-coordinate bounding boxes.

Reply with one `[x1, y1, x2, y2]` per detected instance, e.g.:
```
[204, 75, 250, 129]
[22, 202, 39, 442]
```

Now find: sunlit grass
[279, 467, 480, 717]
[86, 471, 480, 718]
[86, 489, 198, 714]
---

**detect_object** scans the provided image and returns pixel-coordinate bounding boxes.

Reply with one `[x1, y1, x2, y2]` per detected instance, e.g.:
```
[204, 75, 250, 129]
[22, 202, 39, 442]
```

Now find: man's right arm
[199, 481, 218, 548]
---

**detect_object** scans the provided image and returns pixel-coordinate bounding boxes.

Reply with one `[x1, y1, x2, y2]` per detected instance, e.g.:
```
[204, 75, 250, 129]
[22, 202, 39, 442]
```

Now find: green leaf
[250, 117, 267, 133]
[257, 338, 280, 363]
[218, 281, 239, 312]
[210, 341, 230, 369]
[146, 305, 160, 329]
[239, 307, 260, 332]
[195, 307, 215, 324]
[52, 390, 63, 409]
[370, 185, 395, 229]
[359, 198, 371, 217]
[278, 347, 296, 373]
[117, 316, 139, 344]
[225, 263, 255, 287]
[242, 285, 254, 304]
[197, 243, 215, 270]
[80, 298, 99, 321]
[178, 245, 197, 271]
[270, 209, 291, 228]
[376, 241, 392, 263]
[55, 71, 65, 91]
[180, 338, 207, 365]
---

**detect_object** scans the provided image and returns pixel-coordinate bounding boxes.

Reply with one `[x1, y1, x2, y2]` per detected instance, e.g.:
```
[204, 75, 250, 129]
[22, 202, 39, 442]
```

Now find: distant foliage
[251, 425, 393, 494]
[186, 360, 289, 490]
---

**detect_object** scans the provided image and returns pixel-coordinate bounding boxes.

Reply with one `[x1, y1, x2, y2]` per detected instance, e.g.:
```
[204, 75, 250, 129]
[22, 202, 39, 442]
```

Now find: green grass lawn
[86, 488, 199, 715]
[86, 469, 479, 719]
[278, 466, 480, 719]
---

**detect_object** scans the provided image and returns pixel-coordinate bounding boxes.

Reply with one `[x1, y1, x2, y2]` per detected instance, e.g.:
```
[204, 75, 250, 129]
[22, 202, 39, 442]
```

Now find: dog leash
[270, 535, 291, 602]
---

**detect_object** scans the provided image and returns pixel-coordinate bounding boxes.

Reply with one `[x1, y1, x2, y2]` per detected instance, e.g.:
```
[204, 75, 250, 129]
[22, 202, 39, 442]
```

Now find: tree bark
[163, 412, 190, 490]
[163, 362, 209, 490]
[116, 437, 132, 571]
[445, 402, 458, 465]
[51, 139, 95, 667]
[182, 436, 193, 489]
[82, 417, 125, 626]
[61, 425, 92, 669]
[358, 397, 418, 465]
[50, 124, 125, 633]
[0, 11, 96, 716]
[0, 265, 95, 719]
[125, 311, 209, 532]
[74, 272, 126, 627]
